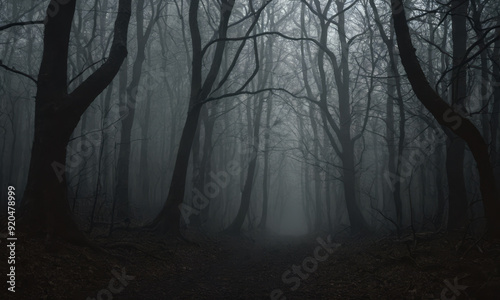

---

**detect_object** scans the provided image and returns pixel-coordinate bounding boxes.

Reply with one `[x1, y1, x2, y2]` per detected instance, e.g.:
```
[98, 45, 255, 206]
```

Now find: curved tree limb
[392, 0, 500, 238]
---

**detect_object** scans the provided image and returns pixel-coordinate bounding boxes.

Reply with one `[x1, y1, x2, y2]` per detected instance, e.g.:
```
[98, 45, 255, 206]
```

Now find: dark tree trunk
[434, 146, 446, 229]
[20, 0, 131, 243]
[150, 0, 234, 234]
[191, 106, 215, 227]
[225, 93, 265, 234]
[446, 0, 469, 231]
[302, 0, 368, 235]
[259, 98, 272, 230]
[224, 145, 259, 234]
[115, 0, 159, 223]
[151, 105, 202, 234]
[446, 139, 467, 229]
[111, 56, 128, 226]
[340, 139, 368, 234]
[337, 0, 368, 234]
[392, 0, 500, 238]
[369, 0, 406, 228]
[139, 84, 153, 207]
[491, 24, 500, 184]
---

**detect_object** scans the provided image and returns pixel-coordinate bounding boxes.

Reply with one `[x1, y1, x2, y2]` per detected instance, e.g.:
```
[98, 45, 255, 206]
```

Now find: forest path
[5, 230, 500, 299]
[128, 231, 323, 299]
[118, 230, 500, 299]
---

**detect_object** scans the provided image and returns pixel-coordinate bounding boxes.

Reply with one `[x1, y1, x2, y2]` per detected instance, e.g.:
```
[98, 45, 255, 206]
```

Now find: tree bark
[150, 0, 234, 234]
[391, 0, 500, 238]
[115, 0, 159, 223]
[259, 98, 272, 230]
[224, 97, 263, 234]
[446, 0, 469, 231]
[20, 0, 131, 243]
[369, 0, 405, 229]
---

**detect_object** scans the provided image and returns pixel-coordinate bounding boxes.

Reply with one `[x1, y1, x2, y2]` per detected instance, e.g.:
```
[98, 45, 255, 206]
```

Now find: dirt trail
[2, 230, 500, 299]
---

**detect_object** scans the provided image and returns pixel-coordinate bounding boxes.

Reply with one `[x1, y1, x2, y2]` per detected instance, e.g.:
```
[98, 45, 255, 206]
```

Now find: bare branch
[0, 20, 43, 31]
[0, 60, 37, 83]
[68, 57, 107, 85]
[203, 87, 317, 106]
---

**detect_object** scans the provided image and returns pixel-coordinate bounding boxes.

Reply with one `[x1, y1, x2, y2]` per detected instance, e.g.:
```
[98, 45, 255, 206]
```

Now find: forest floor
[1, 228, 500, 299]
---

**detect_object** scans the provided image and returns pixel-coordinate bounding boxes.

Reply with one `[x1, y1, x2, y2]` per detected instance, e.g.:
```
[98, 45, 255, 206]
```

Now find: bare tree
[391, 0, 500, 238]
[19, 0, 131, 244]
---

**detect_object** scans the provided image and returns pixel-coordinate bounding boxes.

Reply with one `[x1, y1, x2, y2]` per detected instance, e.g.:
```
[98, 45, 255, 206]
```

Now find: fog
[1, 0, 500, 298]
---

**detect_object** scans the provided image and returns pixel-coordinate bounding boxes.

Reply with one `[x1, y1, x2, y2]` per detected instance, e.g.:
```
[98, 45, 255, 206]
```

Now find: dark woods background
[0, 0, 500, 298]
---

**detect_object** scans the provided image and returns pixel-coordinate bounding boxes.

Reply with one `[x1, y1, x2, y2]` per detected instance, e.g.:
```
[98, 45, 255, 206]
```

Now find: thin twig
[0, 61, 37, 83]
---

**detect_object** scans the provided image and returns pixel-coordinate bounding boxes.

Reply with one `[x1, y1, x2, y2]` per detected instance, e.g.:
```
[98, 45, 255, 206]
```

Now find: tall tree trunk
[369, 0, 405, 229]
[337, 0, 368, 234]
[190, 105, 215, 227]
[152, 105, 202, 233]
[490, 23, 500, 185]
[446, 0, 469, 231]
[259, 97, 272, 230]
[302, 0, 368, 234]
[150, 0, 235, 234]
[111, 55, 128, 225]
[225, 94, 266, 234]
[115, 0, 159, 223]
[20, 0, 131, 243]
[391, 0, 500, 238]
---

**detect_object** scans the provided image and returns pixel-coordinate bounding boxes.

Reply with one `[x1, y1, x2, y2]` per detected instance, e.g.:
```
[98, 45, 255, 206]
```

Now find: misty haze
[1, 0, 500, 299]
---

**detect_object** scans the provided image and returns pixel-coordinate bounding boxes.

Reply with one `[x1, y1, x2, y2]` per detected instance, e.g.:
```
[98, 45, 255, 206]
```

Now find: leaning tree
[391, 0, 500, 238]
